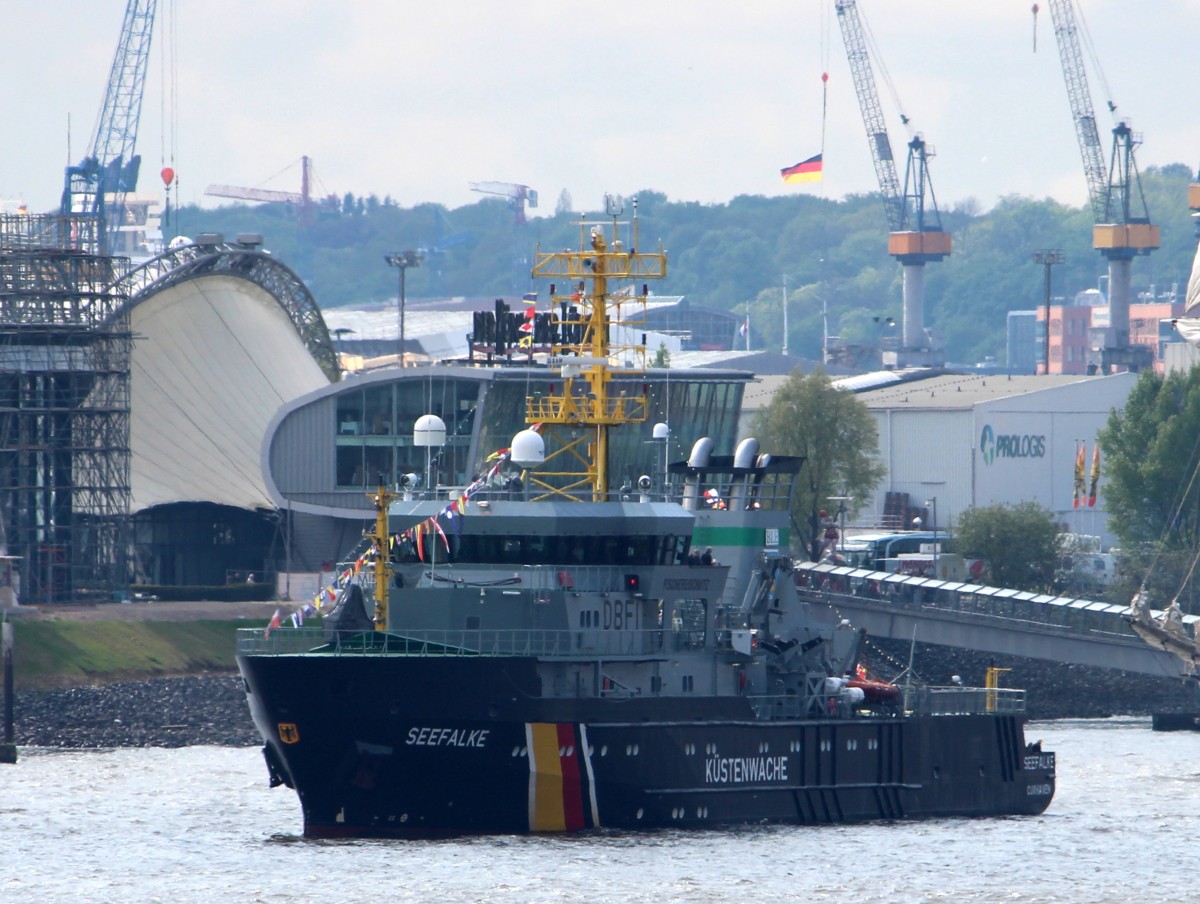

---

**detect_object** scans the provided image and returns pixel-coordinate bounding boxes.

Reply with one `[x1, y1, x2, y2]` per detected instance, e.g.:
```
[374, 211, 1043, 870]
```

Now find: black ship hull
[238, 652, 1055, 838]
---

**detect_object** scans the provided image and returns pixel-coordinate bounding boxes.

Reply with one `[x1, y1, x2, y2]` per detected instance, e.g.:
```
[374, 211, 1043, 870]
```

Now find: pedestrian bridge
[796, 561, 1196, 679]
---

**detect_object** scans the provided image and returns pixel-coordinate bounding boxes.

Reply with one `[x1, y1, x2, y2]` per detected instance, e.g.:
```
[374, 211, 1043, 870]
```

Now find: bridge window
[674, 598, 707, 649]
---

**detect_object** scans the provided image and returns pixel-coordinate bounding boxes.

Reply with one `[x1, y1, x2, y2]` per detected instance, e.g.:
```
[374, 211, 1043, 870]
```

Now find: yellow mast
[527, 200, 667, 500]
[367, 484, 396, 630]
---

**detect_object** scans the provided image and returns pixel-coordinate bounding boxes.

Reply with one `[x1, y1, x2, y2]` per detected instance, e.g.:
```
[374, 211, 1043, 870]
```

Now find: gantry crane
[60, 0, 157, 254]
[469, 181, 538, 225]
[1047, 0, 1158, 373]
[835, 0, 951, 369]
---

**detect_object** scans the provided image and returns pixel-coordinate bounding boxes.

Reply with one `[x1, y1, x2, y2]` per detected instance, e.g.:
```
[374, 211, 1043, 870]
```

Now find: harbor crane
[834, 0, 951, 369]
[1046, 0, 1159, 373]
[205, 156, 330, 224]
[60, 0, 157, 254]
[469, 181, 538, 225]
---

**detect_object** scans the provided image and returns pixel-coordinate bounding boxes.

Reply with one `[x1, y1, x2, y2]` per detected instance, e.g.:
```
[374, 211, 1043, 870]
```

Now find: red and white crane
[469, 181, 538, 225]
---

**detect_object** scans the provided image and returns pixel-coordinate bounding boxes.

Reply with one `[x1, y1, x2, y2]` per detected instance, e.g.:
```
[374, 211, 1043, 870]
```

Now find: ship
[236, 203, 1055, 837]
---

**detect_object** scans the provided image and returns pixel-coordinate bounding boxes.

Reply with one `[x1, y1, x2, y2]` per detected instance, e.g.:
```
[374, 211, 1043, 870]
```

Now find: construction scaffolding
[0, 214, 132, 603]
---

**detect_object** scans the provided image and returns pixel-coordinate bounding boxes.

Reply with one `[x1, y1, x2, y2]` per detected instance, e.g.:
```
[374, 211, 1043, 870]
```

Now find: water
[3, 718, 1198, 903]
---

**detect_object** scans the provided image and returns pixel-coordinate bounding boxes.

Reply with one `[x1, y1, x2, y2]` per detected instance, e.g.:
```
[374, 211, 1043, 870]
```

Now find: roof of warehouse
[743, 369, 1135, 413]
[850, 372, 1130, 410]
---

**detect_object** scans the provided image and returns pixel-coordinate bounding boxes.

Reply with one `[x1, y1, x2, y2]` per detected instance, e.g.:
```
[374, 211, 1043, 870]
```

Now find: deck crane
[60, 0, 156, 255]
[834, 0, 951, 369]
[469, 181, 538, 225]
[1046, 0, 1159, 373]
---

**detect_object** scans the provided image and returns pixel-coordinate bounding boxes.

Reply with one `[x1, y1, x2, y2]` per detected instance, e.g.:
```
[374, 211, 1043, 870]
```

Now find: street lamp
[1032, 249, 1064, 375]
[385, 251, 424, 367]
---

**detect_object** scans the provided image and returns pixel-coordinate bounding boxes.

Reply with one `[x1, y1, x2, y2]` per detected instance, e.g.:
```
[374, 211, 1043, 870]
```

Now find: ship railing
[902, 685, 1026, 715]
[236, 626, 669, 657]
[742, 685, 1026, 721]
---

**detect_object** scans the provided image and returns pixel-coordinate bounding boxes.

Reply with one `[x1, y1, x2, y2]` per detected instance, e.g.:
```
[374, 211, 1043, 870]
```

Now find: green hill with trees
[168, 162, 1199, 367]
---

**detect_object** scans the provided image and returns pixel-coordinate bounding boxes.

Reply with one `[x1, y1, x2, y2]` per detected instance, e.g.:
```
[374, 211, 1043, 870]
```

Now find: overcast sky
[5, 1, 1199, 219]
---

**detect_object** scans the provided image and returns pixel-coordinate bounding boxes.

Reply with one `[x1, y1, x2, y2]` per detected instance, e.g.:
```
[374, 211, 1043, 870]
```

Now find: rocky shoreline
[13, 674, 260, 749]
[868, 637, 1197, 720]
[7, 641, 1196, 749]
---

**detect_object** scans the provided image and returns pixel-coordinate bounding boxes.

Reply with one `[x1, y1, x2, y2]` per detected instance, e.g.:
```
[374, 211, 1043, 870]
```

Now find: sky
[5, 1, 1200, 220]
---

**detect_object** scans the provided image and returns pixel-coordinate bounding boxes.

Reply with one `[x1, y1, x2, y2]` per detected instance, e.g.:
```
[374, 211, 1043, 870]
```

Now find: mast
[527, 199, 667, 501]
[367, 484, 396, 630]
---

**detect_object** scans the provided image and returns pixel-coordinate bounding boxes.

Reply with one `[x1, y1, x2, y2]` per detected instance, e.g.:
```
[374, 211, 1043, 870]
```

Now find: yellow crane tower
[1046, 0, 1159, 374]
[835, 0, 951, 370]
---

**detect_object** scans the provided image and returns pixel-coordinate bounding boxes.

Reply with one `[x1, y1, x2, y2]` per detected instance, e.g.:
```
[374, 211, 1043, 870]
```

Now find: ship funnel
[682, 437, 714, 511]
[687, 437, 714, 467]
[730, 438, 759, 510]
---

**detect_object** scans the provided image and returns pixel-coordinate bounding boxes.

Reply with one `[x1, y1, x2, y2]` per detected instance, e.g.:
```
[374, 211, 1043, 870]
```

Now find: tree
[750, 369, 886, 559]
[1098, 366, 1200, 551]
[651, 342, 671, 368]
[955, 501, 1059, 592]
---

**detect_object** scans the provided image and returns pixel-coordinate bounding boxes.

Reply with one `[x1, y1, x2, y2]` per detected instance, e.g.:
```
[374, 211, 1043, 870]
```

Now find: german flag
[781, 153, 823, 184]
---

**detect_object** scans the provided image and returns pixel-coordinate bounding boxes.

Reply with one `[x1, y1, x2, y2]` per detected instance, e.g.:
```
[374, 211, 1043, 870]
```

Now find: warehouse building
[746, 369, 1137, 548]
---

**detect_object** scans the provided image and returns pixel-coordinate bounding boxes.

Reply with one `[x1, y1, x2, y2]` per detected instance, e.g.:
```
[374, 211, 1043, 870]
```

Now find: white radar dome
[510, 429, 545, 468]
[413, 414, 447, 447]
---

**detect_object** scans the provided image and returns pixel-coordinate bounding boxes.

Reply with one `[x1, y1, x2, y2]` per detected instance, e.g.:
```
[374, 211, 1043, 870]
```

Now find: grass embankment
[9, 621, 248, 691]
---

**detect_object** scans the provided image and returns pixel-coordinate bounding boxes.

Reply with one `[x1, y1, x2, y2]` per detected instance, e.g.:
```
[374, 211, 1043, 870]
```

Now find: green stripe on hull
[692, 525, 789, 547]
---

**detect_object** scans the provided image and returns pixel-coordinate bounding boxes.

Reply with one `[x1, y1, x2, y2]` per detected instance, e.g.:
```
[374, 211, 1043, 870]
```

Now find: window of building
[335, 378, 481, 488]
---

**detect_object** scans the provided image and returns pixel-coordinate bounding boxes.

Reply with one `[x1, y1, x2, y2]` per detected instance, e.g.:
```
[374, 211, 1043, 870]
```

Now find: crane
[834, 0, 951, 369]
[60, 0, 156, 255]
[205, 156, 323, 223]
[469, 181, 538, 225]
[1046, 0, 1158, 374]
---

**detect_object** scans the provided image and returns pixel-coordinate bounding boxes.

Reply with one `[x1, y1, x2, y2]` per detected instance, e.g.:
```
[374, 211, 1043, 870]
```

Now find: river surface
[2, 718, 1197, 903]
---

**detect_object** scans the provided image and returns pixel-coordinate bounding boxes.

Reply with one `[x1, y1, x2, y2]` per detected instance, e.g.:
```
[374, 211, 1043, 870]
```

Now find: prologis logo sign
[979, 424, 1047, 466]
